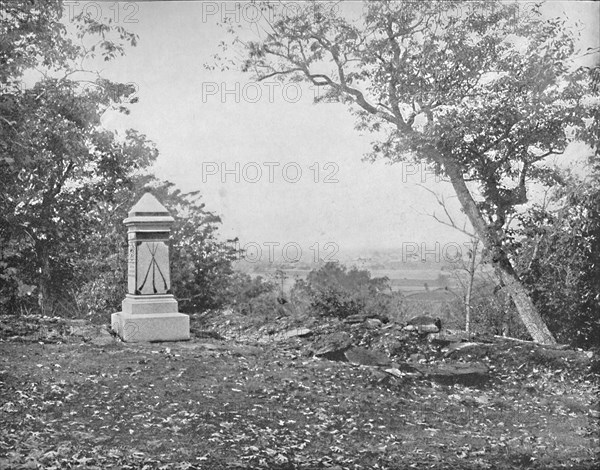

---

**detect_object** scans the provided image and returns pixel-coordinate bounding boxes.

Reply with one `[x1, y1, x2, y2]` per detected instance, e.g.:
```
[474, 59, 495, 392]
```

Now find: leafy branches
[225, 0, 598, 343]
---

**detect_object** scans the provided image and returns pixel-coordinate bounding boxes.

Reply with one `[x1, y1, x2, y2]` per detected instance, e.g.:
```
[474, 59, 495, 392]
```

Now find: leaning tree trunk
[443, 160, 557, 345]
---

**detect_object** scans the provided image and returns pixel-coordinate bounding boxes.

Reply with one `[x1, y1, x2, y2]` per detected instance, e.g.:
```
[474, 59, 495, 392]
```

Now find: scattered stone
[344, 347, 391, 366]
[365, 318, 382, 329]
[429, 331, 473, 346]
[404, 315, 441, 334]
[191, 329, 225, 340]
[384, 362, 422, 378]
[368, 368, 390, 383]
[266, 327, 313, 342]
[344, 314, 366, 324]
[90, 326, 116, 346]
[384, 368, 404, 378]
[230, 345, 263, 357]
[197, 342, 228, 351]
[444, 342, 484, 357]
[68, 323, 97, 340]
[384, 368, 419, 378]
[408, 353, 426, 362]
[417, 323, 441, 334]
[344, 314, 388, 325]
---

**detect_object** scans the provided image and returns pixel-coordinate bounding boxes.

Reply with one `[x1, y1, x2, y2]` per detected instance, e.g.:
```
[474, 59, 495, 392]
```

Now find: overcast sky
[70, 1, 599, 260]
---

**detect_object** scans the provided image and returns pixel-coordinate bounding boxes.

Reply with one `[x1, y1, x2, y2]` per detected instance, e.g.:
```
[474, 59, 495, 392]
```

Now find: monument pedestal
[111, 192, 190, 343]
[111, 294, 189, 342]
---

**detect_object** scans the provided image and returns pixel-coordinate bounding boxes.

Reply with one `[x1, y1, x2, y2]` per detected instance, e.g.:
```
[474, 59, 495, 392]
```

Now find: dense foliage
[0, 1, 238, 319]
[293, 262, 401, 321]
[509, 168, 600, 348]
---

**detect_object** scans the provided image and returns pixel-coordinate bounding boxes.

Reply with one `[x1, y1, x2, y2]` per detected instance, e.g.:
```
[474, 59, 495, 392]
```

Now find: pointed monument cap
[128, 192, 170, 217]
[124, 192, 174, 226]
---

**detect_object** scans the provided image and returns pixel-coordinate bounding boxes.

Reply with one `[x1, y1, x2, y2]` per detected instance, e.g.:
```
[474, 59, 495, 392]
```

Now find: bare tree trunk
[464, 238, 478, 333]
[37, 243, 54, 317]
[444, 161, 556, 344]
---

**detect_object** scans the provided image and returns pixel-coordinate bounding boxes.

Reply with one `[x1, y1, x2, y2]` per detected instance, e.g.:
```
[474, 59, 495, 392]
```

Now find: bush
[468, 284, 529, 339]
[297, 262, 400, 321]
[223, 272, 280, 317]
[508, 172, 600, 348]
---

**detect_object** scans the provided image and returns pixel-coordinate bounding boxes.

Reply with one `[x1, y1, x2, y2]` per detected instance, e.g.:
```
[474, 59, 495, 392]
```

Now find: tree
[226, 0, 598, 343]
[1, 0, 154, 316]
[157, 182, 241, 313]
[446, 238, 481, 333]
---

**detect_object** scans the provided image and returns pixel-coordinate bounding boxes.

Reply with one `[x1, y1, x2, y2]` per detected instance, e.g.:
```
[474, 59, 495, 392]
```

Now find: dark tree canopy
[1, 1, 237, 317]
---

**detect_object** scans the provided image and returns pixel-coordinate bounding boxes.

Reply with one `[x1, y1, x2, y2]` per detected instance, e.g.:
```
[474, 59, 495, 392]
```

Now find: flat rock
[264, 327, 312, 342]
[429, 332, 474, 345]
[344, 314, 367, 324]
[412, 361, 490, 385]
[344, 347, 391, 366]
[444, 342, 484, 357]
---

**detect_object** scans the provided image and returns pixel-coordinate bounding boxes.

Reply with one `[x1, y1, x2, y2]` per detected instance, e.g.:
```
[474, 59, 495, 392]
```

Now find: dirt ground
[0, 314, 598, 469]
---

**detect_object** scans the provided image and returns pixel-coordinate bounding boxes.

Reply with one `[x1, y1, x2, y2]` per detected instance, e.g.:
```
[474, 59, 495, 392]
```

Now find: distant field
[248, 267, 461, 295]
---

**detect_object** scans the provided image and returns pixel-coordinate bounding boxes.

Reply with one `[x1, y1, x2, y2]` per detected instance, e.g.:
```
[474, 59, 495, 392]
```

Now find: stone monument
[111, 192, 190, 342]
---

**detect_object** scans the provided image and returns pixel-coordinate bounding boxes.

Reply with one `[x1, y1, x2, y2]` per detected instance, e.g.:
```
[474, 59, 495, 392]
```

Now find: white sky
[66, 1, 599, 259]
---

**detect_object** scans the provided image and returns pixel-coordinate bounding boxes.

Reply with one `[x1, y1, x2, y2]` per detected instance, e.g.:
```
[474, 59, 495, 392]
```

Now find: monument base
[111, 311, 190, 342]
[122, 294, 179, 315]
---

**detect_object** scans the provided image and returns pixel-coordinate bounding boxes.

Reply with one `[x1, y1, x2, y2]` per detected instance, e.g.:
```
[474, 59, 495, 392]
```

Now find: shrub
[298, 262, 400, 321]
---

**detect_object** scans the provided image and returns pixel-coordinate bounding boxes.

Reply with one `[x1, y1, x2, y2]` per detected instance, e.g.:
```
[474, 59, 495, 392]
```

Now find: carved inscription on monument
[127, 233, 137, 295]
[135, 241, 171, 295]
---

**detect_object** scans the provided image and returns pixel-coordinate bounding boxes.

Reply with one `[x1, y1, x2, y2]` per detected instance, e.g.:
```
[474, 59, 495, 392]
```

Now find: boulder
[344, 347, 391, 366]
[311, 332, 353, 360]
[90, 326, 116, 346]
